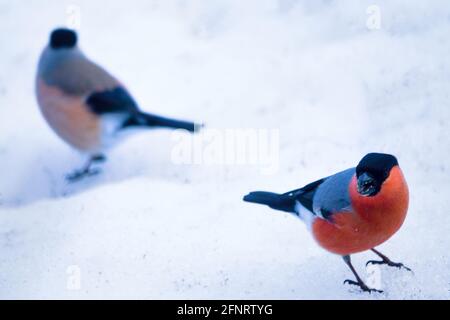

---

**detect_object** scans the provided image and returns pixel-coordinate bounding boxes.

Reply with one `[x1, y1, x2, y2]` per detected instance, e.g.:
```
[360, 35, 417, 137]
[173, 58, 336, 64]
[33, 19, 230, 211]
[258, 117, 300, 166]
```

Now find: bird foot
[91, 154, 107, 163]
[66, 167, 101, 182]
[343, 279, 383, 293]
[366, 260, 412, 272]
[66, 154, 106, 182]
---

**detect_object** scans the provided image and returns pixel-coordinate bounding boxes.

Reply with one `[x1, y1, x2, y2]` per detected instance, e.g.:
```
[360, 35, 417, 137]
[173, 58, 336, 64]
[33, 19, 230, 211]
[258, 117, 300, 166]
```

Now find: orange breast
[312, 166, 409, 255]
[36, 79, 100, 152]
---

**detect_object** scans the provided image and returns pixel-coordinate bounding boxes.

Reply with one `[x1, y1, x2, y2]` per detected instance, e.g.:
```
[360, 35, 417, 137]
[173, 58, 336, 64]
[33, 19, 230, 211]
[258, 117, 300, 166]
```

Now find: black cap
[356, 153, 398, 180]
[50, 28, 77, 49]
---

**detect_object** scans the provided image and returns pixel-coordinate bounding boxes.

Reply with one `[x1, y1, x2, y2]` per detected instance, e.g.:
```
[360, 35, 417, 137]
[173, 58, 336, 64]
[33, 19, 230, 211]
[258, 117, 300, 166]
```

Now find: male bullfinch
[243, 153, 410, 293]
[36, 28, 201, 181]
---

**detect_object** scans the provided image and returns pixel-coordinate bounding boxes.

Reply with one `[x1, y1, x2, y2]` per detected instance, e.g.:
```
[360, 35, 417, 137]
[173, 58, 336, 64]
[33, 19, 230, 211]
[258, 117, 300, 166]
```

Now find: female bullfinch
[36, 28, 201, 181]
[243, 153, 410, 293]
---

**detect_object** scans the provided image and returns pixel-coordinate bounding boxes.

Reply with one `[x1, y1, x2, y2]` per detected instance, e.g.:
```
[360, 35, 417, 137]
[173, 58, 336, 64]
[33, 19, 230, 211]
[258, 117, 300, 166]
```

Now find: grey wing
[312, 167, 355, 219]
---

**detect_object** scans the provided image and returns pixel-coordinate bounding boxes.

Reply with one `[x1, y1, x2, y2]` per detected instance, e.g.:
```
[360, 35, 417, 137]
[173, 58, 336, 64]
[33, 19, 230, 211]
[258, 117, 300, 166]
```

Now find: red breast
[36, 79, 101, 152]
[311, 166, 409, 255]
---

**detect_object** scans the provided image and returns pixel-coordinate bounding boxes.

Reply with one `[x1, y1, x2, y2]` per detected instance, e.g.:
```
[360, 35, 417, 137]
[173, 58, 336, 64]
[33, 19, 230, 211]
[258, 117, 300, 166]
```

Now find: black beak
[357, 172, 378, 196]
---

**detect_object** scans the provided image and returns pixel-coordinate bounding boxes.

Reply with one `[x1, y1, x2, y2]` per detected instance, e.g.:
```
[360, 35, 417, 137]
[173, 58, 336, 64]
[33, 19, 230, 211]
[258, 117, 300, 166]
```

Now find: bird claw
[366, 260, 412, 272]
[343, 279, 383, 293]
[91, 154, 107, 163]
[66, 167, 101, 182]
[66, 154, 105, 182]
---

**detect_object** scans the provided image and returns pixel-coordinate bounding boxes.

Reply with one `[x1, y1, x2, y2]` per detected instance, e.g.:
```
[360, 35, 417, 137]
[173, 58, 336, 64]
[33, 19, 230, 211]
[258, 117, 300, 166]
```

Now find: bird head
[49, 28, 77, 50]
[355, 153, 399, 197]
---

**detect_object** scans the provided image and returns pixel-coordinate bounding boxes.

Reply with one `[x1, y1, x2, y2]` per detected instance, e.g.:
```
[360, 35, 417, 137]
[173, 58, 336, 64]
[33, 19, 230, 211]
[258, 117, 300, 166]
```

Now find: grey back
[37, 46, 118, 96]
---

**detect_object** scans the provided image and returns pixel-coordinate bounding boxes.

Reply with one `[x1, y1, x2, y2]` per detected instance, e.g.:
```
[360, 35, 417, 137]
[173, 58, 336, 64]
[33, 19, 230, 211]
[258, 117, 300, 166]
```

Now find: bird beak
[357, 172, 377, 196]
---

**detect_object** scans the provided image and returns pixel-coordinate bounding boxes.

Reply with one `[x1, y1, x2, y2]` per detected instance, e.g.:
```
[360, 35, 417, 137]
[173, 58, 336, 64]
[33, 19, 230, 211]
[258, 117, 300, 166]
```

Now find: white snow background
[0, 0, 449, 299]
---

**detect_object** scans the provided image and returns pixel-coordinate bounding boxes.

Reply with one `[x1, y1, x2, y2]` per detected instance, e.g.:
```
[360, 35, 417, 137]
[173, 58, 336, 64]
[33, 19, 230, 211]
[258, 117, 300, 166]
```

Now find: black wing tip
[87, 87, 138, 115]
[171, 121, 202, 133]
[243, 193, 254, 202]
[243, 191, 297, 213]
[242, 191, 266, 203]
[193, 122, 205, 133]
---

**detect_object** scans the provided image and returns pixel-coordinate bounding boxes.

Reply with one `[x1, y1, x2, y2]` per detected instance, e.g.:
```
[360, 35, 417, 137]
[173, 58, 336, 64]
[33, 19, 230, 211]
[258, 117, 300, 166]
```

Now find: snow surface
[1, 0, 450, 299]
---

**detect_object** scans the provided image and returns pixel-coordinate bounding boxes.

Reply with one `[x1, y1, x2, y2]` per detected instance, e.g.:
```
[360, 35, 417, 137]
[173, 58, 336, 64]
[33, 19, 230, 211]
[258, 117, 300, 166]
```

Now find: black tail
[243, 191, 296, 213]
[124, 112, 202, 132]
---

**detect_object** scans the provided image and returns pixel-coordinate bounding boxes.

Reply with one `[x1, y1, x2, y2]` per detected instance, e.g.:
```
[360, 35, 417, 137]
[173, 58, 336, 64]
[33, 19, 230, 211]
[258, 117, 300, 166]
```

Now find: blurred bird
[243, 153, 410, 293]
[36, 28, 201, 181]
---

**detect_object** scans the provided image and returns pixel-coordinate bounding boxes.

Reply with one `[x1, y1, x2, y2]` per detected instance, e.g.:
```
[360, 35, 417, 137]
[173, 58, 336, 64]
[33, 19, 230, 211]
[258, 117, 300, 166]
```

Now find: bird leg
[66, 154, 106, 182]
[366, 248, 412, 271]
[343, 255, 383, 293]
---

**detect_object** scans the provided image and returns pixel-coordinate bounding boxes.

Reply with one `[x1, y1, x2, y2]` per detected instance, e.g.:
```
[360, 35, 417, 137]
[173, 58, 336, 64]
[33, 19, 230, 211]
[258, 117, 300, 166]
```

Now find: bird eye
[357, 172, 378, 196]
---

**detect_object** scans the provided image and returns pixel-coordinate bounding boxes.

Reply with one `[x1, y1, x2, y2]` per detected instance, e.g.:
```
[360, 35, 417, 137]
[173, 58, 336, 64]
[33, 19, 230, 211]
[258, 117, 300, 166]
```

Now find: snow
[1, 0, 450, 299]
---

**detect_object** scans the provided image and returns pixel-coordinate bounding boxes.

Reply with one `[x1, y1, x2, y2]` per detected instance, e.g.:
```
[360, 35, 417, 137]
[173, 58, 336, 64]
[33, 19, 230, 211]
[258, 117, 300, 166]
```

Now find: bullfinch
[243, 153, 410, 293]
[36, 28, 201, 181]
